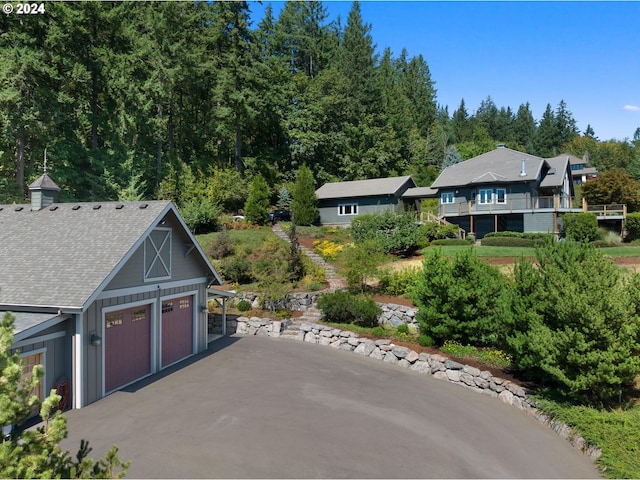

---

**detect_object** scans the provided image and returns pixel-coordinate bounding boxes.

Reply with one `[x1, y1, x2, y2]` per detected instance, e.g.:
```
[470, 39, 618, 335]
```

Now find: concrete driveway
[61, 335, 600, 478]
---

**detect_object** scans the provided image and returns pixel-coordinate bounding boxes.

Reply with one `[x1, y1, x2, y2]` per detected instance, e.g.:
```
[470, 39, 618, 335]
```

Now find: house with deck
[429, 146, 582, 239]
[315, 175, 417, 225]
[1, 174, 232, 413]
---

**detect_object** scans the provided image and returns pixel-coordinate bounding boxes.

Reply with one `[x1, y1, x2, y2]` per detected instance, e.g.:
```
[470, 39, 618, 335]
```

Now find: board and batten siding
[318, 196, 400, 225]
[523, 212, 557, 235]
[11, 321, 72, 404]
[83, 283, 208, 406]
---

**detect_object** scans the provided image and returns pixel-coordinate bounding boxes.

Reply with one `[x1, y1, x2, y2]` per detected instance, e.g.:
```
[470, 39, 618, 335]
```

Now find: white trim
[144, 227, 172, 282]
[159, 290, 198, 369]
[101, 299, 156, 399]
[440, 192, 455, 204]
[95, 277, 209, 301]
[496, 188, 507, 204]
[12, 331, 66, 349]
[74, 314, 83, 408]
[19, 347, 47, 406]
[338, 203, 358, 216]
[478, 188, 493, 205]
[13, 314, 70, 343]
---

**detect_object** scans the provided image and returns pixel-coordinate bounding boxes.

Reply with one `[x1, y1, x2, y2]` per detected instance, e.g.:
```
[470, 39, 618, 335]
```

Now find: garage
[161, 295, 194, 367]
[105, 304, 151, 392]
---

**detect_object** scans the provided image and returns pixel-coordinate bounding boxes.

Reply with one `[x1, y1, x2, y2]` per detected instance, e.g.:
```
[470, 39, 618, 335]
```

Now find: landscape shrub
[419, 222, 460, 242]
[316, 291, 382, 327]
[560, 212, 600, 242]
[429, 238, 471, 246]
[480, 236, 537, 247]
[351, 211, 420, 255]
[396, 324, 409, 334]
[179, 198, 221, 234]
[506, 240, 640, 402]
[342, 240, 385, 294]
[412, 249, 511, 346]
[236, 300, 252, 312]
[313, 240, 342, 260]
[290, 165, 319, 226]
[244, 175, 271, 225]
[377, 267, 420, 297]
[418, 334, 434, 347]
[624, 212, 640, 241]
[206, 232, 234, 259]
[218, 256, 254, 284]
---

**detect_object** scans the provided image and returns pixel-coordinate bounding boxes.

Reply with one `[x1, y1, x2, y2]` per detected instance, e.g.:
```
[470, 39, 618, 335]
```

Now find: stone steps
[272, 224, 346, 290]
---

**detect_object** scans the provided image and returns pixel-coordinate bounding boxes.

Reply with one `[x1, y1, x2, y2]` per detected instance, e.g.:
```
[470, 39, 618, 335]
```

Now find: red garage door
[161, 296, 194, 367]
[105, 304, 151, 392]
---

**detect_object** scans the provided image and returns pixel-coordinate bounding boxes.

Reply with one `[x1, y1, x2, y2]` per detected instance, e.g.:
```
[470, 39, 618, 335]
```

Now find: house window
[106, 313, 123, 328]
[131, 309, 147, 322]
[441, 192, 454, 204]
[338, 204, 358, 216]
[496, 189, 506, 204]
[478, 189, 493, 204]
[162, 302, 174, 314]
[20, 351, 44, 409]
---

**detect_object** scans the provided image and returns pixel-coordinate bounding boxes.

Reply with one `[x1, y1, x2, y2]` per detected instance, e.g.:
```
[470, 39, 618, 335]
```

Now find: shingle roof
[315, 176, 416, 200]
[28, 173, 60, 191]
[0, 200, 216, 311]
[431, 148, 545, 189]
[402, 187, 438, 199]
[540, 155, 570, 188]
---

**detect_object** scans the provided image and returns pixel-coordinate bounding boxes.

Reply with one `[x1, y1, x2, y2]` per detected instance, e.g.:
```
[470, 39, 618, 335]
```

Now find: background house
[430, 145, 579, 239]
[554, 153, 599, 185]
[1, 174, 231, 412]
[315, 175, 417, 225]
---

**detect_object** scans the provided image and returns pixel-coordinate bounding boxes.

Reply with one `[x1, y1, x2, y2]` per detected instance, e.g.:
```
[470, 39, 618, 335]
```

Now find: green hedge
[625, 213, 640, 241]
[430, 238, 472, 246]
[316, 291, 382, 327]
[481, 237, 537, 247]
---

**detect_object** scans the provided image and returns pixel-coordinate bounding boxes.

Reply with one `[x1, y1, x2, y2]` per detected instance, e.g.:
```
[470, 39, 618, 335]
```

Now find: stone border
[233, 316, 602, 461]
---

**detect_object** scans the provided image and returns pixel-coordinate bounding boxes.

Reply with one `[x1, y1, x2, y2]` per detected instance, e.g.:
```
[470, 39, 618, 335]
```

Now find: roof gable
[316, 175, 416, 200]
[431, 147, 545, 189]
[0, 201, 219, 312]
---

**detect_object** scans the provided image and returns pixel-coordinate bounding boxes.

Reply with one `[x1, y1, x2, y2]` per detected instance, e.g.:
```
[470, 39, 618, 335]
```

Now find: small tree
[290, 165, 319, 226]
[506, 241, 640, 402]
[582, 168, 640, 212]
[351, 211, 421, 256]
[277, 186, 292, 210]
[412, 249, 511, 346]
[0, 312, 130, 478]
[244, 174, 270, 225]
[342, 240, 385, 293]
[440, 145, 462, 171]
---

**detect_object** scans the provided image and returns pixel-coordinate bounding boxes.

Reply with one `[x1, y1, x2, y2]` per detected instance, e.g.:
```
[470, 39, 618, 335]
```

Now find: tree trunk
[156, 98, 163, 189]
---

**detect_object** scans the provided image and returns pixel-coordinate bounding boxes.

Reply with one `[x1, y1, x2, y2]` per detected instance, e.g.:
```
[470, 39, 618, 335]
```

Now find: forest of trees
[2, 1, 639, 208]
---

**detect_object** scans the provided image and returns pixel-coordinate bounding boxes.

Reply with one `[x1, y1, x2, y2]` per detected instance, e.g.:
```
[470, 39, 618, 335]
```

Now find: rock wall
[233, 316, 602, 461]
[230, 291, 322, 311]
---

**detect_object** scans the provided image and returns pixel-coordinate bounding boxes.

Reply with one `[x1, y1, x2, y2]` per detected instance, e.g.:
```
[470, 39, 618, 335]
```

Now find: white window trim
[478, 189, 493, 204]
[144, 227, 172, 282]
[338, 204, 358, 216]
[496, 188, 507, 204]
[441, 192, 455, 204]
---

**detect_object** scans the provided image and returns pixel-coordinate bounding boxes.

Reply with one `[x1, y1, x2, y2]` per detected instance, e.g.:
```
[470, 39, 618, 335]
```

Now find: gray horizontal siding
[318, 196, 399, 225]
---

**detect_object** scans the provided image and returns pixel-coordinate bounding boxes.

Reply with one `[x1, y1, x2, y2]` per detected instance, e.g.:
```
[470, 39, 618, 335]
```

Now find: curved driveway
[61, 336, 599, 478]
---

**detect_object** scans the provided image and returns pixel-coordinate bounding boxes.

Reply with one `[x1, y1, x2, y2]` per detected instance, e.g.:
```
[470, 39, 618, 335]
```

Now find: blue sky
[249, 1, 640, 142]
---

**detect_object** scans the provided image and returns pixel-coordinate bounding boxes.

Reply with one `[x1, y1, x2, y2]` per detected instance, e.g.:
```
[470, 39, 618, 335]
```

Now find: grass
[197, 226, 278, 254]
[533, 397, 640, 478]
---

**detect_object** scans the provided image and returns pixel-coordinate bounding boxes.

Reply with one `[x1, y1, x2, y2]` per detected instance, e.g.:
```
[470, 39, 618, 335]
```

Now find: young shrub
[560, 212, 600, 242]
[316, 291, 382, 327]
[412, 249, 511, 347]
[342, 240, 385, 294]
[396, 324, 409, 335]
[236, 300, 252, 312]
[506, 240, 640, 403]
[219, 256, 254, 284]
[377, 267, 420, 297]
[244, 175, 271, 225]
[206, 232, 235, 259]
[624, 212, 640, 241]
[351, 211, 420, 256]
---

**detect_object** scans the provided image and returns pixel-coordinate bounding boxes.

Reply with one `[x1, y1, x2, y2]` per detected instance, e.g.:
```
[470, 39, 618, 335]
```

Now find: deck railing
[582, 198, 626, 217]
[438, 195, 573, 216]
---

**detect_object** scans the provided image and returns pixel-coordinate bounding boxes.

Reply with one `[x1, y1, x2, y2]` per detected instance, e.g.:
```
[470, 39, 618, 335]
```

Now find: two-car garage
[104, 295, 194, 393]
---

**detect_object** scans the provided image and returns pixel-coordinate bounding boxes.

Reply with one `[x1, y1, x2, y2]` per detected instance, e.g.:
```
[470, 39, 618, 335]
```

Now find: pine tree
[441, 145, 462, 171]
[277, 186, 292, 210]
[290, 165, 319, 226]
[0, 312, 129, 478]
[244, 174, 271, 225]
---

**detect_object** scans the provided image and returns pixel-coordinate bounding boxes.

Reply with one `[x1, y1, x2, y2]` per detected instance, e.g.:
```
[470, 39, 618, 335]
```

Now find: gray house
[315, 175, 417, 225]
[1, 174, 232, 412]
[430, 145, 580, 238]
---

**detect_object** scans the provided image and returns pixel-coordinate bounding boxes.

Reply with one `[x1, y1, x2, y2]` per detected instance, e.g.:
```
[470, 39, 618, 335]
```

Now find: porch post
[222, 298, 227, 336]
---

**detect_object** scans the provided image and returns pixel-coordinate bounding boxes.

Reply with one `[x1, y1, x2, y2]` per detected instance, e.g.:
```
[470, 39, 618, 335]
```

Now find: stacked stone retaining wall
[232, 316, 602, 461]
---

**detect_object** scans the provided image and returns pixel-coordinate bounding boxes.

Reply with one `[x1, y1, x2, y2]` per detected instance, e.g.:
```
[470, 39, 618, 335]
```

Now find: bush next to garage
[316, 291, 382, 327]
[560, 212, 600, 242]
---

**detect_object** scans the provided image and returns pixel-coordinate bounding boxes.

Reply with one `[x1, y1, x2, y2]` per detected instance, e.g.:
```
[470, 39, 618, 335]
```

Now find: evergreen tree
[244, 174, 271, 225]
[0, 312, 130, 478]
[451, 99, 472, 143]
[290, 165, 319, 225]
[555, 100, 579, 147]
[513, 103, 537, 153]
[441, 145, 462, 171]
[534, 103, 559, 157]
[277, 185, 292, 210]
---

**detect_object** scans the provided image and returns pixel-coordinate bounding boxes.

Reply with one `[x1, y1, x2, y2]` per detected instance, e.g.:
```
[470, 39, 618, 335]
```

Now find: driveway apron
[61, 335, 599, 478]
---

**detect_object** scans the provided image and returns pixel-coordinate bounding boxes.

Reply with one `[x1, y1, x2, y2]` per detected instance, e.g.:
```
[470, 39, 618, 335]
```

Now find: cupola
[28, 172, 61, 211]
